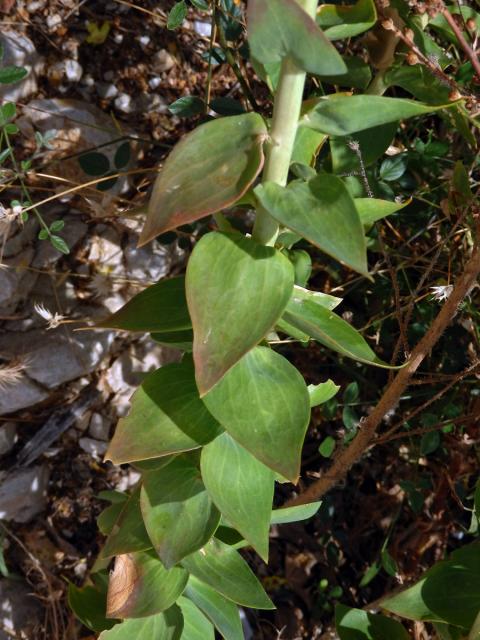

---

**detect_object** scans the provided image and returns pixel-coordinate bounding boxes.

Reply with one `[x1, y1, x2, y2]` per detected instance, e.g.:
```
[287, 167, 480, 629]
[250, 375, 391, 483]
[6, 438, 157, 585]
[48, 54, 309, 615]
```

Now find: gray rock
[88, 412, 110, 441]
[97, 82, 118, 100]
[114, 92, 134, 114]
[123, 235, 170, 281]
[0, 31, 42, 102]
[0, 465, 49, 522]
[0, 579, 42, 639]
[0, 329, 114, 393]
[0, 377, 48, 415]
[79, 437, 108, 458]
[152, 49, 175, 73]
[0, 423, 17, 455]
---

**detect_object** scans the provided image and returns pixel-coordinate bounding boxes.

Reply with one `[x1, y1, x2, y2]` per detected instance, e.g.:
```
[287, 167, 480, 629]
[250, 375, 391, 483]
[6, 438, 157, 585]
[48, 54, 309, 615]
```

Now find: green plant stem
[252, 0, 319, 246]
[365, 70, 388, 96]
[3, 127, 50, 235]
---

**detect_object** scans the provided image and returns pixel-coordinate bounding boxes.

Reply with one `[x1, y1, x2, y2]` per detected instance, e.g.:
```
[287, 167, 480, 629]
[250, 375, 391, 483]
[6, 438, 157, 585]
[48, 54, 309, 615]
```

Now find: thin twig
[442, 8, 480, 80]
[287, 243, 480, 506]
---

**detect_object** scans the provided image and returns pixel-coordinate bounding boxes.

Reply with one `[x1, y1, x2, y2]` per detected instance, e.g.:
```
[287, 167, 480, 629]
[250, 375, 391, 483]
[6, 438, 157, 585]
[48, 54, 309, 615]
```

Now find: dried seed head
[403, 27, 415, 41]
[466, 18, 477, 31]
[406, 51, 419, 65]
[381, 18, 395, 31]
[448, 89, 463, 101]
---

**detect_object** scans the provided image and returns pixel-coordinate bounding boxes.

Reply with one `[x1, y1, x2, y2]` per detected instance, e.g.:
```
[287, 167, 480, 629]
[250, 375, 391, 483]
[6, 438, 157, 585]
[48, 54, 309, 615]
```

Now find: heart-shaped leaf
[303, 95, 454, 136]
[105, 360, 222, 465]
[201, 433, 275, 561]
[247, 0, 347, 76]
[139, 114, 267, 244]
[202, 346, 310, 482]
[256, 174, 368, 275]
[186, 232, 294, 395]
[140, 459, 220, 568]
[99, 605, 183, 639]
[106, 550, 188, 619]
[181, 538, 274, 610]
[184, 576, 244, 640]
[97, 277, 190, 333]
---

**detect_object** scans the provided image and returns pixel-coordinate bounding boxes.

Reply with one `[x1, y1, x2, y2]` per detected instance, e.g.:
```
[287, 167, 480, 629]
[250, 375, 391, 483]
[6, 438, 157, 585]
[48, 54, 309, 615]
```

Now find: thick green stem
[252, 0, 319, 246]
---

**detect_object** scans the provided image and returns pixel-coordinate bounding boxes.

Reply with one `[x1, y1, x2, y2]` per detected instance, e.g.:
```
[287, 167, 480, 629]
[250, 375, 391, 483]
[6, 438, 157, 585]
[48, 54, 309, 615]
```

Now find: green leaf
[336, 604, 409, 640]
[383, 65, 451, 105]
[1, 102, 16, 120]
[114, 142, 131, 169]
[343, 381, 359, 404]
[106, 360, 222, 465]
[354, 197, 411, 227]
[181, 538, 274, 610]
[0, 148, 11, 164]
[38, 229, 49, 240]
[3, 123, 18, 134]
[317, 0, 377, 40]
[140, 459, 220, 568]
[247, 0, 347, 76]
[381, 542, 480, 630]
[452, 161, 473, 203]
[97, 499, 128, 536]
[106, 550, 188, 619]
[186, 232, 294, 395]
[151, 329, 193, 351]
[97, 277, 191, 333]
[184, 576, 244, 640]
[168, 1, 188, 29]
[380, 155, 407, 182]
[331, 122, 397, 174]
[49, 219, 65, 233]
[209, 97, 245, 116]
[99, 605, 184, 639]
[359, 561, 381, 587]
[68, 578, 116, 632]
[203, 346, 310, 482]
[321, 56, 372, 90]
[101, 489, 152, 558]
[270, 502, 321, 525]
[420, 430, 441, 456]
[255, 174, 368, 276]
[140, 114, 267, 244]
[289, 249, 312, 287]
[168, 96, 206, 117]
[201, 433, 275, 561]
[291, 126, 326, 166]
[303, 95, 454, 137]
[282, 299, 396, 368]
[308, 379, 340, 407]
[204, 347, 310, 482]
[381, 548, 398, 577]
[178, 597, 214, 640]
[318, 436, 336, 458]
[50, 235, 70, 254]
[78, 151, 110, 176]
[0, 65, 28, 84]
[190, 0, 209, 10]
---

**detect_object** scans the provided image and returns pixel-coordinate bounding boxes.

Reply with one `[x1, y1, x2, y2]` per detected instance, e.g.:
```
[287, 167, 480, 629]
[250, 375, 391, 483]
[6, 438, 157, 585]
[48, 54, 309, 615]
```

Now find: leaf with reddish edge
[139, 113, 267, 246]
[186, 232, 294, 396]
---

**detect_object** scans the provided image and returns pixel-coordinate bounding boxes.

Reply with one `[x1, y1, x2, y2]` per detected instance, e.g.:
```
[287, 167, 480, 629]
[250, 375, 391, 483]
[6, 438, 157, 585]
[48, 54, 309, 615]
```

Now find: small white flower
[430, 285, 453, 302]
[33, 302, 66, 329]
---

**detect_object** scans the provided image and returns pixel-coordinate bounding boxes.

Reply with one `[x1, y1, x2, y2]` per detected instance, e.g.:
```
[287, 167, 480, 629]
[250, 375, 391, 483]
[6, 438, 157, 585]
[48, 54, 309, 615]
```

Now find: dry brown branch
[287, 243, 480, 506]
